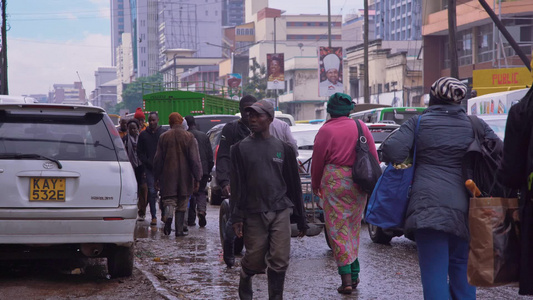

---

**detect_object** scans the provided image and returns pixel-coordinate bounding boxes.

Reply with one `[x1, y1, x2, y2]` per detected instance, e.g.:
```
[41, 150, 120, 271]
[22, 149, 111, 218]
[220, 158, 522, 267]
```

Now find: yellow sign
[473, 67, 532, 96]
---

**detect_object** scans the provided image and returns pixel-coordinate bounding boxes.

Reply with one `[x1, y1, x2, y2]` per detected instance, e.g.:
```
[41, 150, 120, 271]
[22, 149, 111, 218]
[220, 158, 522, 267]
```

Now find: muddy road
[0, 204, 527, 299]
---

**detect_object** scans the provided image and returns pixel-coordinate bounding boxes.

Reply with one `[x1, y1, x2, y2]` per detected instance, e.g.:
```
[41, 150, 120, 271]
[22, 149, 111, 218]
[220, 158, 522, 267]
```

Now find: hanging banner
[227, 73, 242, 100]
[267, 53, 285, 90]
[318, 47, 344, 97]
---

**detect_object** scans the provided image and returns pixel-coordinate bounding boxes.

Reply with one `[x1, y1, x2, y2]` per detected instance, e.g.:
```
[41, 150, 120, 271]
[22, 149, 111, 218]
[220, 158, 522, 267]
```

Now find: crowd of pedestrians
[118, 77, 533, 299]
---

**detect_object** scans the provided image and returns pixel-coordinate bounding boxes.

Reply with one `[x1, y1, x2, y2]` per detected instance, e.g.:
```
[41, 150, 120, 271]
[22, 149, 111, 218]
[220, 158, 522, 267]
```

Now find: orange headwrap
[169, 112, 184, 127]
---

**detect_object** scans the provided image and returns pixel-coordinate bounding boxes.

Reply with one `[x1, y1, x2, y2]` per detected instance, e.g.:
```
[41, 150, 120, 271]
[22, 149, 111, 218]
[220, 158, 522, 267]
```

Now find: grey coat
[381, 105, 498, 240]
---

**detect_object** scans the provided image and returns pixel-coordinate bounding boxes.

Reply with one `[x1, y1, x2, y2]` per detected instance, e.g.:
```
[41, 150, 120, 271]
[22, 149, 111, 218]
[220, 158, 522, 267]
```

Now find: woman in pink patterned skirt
[311, 93, 379, 294]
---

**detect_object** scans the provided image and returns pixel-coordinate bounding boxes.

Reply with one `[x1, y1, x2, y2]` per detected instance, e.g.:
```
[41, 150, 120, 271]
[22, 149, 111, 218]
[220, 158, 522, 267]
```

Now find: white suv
[0, 101, 137, 277]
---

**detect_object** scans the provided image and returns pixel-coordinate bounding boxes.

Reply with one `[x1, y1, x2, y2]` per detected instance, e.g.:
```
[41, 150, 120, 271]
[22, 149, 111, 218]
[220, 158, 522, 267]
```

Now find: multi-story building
[375, 0, 423, 41]
[246, 4, 345, 120]
[134, 0, 159, 78]
[92, 67, 118, 109]
[422, 0, 533, 95]
[345, 40, 424, 106]
[110, 0, 131, 66]
[158, 0, 222, 63]
[342, 10, 376, 46]
[223, 0, 245, 27]
[48, 82, 86, 105]
[116, 33, 134, 102]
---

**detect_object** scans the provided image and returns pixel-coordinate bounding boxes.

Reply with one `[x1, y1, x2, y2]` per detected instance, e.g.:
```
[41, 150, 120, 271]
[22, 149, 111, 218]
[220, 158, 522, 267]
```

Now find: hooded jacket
[381, 105, 497, 240]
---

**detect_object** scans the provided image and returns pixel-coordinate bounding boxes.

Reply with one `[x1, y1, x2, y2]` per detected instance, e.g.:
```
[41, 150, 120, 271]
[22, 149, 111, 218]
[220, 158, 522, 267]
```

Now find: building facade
[422, 0, 533, 95]
[110, 0, 132, 66]
[223, 0, 245, 26]
[342, 10, 376, 46]
[345, 40, 424, 107]
[375, 0, 423, 41]
[116, 33, 134, 102]
[49, 82, 86, 105]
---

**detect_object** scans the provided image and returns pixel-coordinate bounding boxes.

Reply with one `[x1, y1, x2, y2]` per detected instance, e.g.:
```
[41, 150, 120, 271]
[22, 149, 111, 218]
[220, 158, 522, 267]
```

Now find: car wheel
[210, 188, 223, 206]
[107, 245, 134, 278]
[368, 223, 393, 244]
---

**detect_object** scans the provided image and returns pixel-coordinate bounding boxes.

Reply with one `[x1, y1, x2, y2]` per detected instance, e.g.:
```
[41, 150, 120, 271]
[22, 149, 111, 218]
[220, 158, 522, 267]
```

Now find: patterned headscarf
[430, 77, 467, 104]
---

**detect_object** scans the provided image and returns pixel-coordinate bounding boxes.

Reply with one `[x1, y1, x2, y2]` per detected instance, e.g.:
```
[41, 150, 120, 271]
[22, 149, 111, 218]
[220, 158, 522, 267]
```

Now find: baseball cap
[244, 100, 275, 118]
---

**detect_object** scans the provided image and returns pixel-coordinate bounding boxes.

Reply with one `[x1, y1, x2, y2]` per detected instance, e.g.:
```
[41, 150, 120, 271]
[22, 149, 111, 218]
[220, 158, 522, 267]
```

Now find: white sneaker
[137, 215, 145, 221]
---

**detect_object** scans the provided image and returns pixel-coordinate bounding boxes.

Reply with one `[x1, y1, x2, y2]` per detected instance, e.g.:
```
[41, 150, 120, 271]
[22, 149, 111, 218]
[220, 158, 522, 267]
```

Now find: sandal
[337, 285, 352, 295]
[352, 278, 360, 289]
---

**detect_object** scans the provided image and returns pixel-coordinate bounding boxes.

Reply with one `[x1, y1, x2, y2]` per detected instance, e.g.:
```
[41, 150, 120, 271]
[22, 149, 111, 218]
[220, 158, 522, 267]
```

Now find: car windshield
[292, 129, 319, 150]
[0, 112, 122, 161]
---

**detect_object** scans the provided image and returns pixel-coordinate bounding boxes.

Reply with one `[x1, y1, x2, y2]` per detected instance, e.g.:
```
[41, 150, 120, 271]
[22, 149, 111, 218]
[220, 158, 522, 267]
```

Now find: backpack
[463, 115, 515, 197]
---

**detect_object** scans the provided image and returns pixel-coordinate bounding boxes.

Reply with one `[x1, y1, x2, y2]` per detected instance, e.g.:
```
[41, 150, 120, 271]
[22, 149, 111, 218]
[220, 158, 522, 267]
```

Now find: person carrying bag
[380, 77, 498, 300]
[365, 115, 420, 229]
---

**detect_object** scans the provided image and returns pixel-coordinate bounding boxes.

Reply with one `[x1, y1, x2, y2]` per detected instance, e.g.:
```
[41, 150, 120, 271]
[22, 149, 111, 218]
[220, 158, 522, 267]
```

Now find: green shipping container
[143, 90, 240, 125]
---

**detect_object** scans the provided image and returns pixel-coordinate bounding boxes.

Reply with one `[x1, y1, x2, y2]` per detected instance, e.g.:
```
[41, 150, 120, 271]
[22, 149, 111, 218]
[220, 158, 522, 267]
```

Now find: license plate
[30, 177, 66, 201]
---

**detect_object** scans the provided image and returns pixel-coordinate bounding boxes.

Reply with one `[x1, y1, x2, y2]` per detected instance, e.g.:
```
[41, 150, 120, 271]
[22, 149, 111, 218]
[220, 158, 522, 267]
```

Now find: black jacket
[137, 126, 167, 171]
[382, 105, 497, 240]
[188, 127, 214, 176]
[216, 119, 251, 188]
[498, 87, 533, 295]
[230, 139, 308, 231]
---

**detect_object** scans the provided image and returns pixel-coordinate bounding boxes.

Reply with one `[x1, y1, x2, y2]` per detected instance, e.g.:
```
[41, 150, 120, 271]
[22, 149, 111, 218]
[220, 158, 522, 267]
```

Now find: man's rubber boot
[175, 211, 188, 237]
[163, 206, 173, 236]
[238, 269, 253, 300]
[267, 268, 286, 300]
[223, 220, 236, 267]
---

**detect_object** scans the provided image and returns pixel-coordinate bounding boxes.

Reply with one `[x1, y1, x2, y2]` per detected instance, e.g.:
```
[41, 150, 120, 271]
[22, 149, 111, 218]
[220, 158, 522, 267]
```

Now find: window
[215, 10, 218, 17]
[477, 24, 493, 63]
[205, 10, 208, 16]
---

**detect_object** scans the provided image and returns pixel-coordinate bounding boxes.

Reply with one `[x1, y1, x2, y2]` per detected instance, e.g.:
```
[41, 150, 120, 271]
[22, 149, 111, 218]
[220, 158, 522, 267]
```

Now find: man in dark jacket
[499, 87, 533, 295]
[217, 95, 257, 267]
[230, 100, 307, 300]
[153, 113, 202, 236]
[137, 112, 167, 225]
[185, 115, 214, 227]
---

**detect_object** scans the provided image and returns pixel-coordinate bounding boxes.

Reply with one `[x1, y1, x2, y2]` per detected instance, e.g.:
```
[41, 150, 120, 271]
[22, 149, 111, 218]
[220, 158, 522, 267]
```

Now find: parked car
[0, 100, 137, 277]
[290, 124, 323, 175]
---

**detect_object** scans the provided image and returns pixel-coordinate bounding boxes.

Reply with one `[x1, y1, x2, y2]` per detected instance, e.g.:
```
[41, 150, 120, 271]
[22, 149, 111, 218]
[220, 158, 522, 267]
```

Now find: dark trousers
[145, 168, 157, 219]
[134, 166, 148, 217]
[188, 175, 209, 223]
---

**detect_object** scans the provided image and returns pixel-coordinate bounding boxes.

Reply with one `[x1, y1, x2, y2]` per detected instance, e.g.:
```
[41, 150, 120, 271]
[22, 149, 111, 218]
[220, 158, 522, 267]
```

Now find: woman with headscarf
[311, 92, 378, 294]
[381, 77, 498, 299]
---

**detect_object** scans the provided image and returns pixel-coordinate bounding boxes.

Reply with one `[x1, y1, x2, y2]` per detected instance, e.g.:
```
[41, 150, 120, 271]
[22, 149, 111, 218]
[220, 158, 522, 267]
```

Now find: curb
[134, 261, 178, 300]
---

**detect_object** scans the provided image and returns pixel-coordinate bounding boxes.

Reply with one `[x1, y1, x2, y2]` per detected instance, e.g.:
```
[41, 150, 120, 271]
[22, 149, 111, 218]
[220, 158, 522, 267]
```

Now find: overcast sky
[7, 0, 363, 96]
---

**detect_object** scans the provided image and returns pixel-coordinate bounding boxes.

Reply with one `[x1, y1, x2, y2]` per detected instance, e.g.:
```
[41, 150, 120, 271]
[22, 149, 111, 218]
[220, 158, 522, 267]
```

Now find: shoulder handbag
[365, 116, 421, 229]
[352, 119, 382, 194]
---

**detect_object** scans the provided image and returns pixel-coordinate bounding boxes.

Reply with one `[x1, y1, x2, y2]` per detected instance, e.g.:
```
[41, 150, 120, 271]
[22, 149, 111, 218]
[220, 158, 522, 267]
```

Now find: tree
[110, 73, 163, 114]
[243, 59, 267, 100]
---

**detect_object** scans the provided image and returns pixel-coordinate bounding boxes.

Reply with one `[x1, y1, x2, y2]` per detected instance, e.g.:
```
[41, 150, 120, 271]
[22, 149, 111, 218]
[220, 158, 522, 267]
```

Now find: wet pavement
[134, 204, 527, 300]
[0, 203, 528, 299]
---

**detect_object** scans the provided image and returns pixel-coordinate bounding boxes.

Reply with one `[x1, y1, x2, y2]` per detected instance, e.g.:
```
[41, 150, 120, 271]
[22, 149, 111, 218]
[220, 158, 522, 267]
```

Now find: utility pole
[448, 0, 459, 78]
[274, 16, 277, 53]
[327, 0, 332, 48]
[1, 0, 8, 95]
[364, 0, 369, 103]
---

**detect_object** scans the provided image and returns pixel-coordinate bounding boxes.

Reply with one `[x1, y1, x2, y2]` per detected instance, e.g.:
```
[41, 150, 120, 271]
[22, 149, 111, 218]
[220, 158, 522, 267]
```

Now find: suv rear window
[0, 111, 124, 161]
[195, 115, 239, 133]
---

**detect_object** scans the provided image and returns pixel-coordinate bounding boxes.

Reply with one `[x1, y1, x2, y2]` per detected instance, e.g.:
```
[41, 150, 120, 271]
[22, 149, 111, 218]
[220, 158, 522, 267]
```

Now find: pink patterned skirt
[321, 164, 367, 267]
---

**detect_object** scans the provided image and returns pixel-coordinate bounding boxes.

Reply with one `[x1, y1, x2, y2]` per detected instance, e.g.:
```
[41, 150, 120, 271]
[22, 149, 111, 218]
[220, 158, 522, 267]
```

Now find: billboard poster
[227, 73, 242, 100]
[318, 47, 344, 97]
[267, 53, 285, 90]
